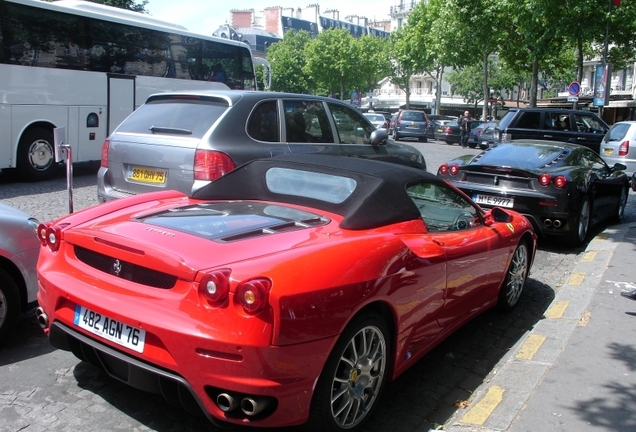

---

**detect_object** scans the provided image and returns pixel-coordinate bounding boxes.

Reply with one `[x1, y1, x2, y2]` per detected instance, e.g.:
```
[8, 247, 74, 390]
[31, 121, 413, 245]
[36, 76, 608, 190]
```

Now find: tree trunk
[435, 66, 444, 115]
[529, 59, 539, 107]
[482, 52, 489, 121]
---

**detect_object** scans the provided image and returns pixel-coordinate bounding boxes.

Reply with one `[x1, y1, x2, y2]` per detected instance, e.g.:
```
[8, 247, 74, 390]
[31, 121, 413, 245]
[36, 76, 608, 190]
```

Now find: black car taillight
[194, 150, 236, 181]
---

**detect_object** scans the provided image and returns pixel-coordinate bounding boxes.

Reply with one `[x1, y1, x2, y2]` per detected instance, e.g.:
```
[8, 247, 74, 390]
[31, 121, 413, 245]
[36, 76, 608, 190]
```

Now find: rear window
[115, 97, 229, 138]
[475, 143, 566, 169]
[401, 111, 426, 122]
[605, 123, 632, 141]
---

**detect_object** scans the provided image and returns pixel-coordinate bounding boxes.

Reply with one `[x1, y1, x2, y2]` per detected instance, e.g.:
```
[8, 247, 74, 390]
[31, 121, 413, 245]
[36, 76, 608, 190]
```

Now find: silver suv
[97, 91, 426, 202]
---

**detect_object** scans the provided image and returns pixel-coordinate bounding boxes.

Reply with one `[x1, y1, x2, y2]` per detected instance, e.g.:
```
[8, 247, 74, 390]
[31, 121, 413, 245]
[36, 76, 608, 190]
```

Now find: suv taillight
[619, 140, 629, 156]
[194, 150, 236, 181]
[100, 140, 110, 168]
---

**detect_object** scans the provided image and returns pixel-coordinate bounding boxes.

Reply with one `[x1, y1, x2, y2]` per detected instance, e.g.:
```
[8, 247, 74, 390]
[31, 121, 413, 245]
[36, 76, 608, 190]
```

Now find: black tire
[569, 196, 591, 247]
[468, 142, 477, 149]
[394, 132, 400, 141]
[17, 127, 59, 181]
[613, 186, 628, 223]
[446, 140, 454, 145]
[0, 269, 21, 345]
[418, 136, 428, 143]
[304, 313, 390, 431]
[498, 241, 529, 311]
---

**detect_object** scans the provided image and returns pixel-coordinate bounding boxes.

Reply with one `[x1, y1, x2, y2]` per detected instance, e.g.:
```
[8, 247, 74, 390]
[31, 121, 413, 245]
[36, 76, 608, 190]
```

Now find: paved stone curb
[441, 221, 636, 432]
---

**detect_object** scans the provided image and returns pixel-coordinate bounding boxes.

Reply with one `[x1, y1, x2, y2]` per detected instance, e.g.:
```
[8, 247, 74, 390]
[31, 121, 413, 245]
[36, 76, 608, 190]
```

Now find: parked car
[435, 120, 483, 145]
[493, 108, 609, 153]
[37, 154, 536, 431]
[427, 115, 456, 139]
[0, 203, 40, 345]
[474, 121, 498, 149]
[363, 112, 389, 129]
[392, 109, 429, 142]
[600, 121, 636, 176]
[388, 112, 398, 135]
[437, 140, 629, 246]
[97, 91, 426, 203]
[467, 121, 493, 148]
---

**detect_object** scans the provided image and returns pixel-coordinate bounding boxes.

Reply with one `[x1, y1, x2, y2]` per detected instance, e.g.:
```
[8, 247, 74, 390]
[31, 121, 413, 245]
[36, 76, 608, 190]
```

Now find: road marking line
[581, 251, 597, 262]
[460, 386, 505, 425]
[545, 301, 569, 319]
[568, 272, 586, 286]
[516, 334, 546, 360]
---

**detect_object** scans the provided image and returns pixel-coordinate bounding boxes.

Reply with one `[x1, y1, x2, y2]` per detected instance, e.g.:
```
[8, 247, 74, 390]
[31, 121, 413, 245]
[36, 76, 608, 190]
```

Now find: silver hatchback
[97, 91, 427, 202]
[601, 121, 636, 176]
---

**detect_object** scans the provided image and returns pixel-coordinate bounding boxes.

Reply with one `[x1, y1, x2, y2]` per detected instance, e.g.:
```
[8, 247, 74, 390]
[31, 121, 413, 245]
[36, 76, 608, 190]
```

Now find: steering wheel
[451, 212, 474, 231]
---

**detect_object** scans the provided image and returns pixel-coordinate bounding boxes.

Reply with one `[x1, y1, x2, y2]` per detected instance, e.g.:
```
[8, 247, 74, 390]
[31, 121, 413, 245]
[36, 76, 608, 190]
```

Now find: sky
[145, 0, 393, 36]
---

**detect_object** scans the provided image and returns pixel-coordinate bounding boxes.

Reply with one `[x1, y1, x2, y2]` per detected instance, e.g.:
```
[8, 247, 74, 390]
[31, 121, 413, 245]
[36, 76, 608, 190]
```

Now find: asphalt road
[0, 140, 634, 432]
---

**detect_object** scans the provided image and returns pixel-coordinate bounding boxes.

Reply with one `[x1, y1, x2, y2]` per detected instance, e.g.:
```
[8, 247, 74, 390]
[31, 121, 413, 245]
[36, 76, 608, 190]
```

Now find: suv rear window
[115, 96, 229, 138]
[401, 111, 426, 122]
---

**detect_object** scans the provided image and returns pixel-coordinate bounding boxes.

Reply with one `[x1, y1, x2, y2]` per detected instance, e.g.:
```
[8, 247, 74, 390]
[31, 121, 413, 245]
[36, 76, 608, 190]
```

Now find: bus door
[107, 74, 136, 135]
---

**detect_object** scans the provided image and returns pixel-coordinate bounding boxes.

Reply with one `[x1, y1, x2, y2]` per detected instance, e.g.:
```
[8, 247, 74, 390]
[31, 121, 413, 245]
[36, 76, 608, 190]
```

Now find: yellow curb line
[460, 385, 505, 425]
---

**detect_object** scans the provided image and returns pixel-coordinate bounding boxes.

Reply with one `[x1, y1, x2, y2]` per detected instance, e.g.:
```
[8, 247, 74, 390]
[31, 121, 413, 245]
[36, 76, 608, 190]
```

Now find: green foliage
[266, 30, 313, 93]
[87, 0, 148, 13]
[304, 29, 361, 99]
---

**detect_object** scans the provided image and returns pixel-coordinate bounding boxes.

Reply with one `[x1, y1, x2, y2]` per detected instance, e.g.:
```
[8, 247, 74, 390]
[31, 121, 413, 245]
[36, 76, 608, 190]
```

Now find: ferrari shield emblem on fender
[506, 223, 515, 233]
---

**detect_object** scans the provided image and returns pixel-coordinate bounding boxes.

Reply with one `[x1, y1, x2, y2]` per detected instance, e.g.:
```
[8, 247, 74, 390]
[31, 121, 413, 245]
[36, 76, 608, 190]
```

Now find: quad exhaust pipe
[35, 307, 49, 329]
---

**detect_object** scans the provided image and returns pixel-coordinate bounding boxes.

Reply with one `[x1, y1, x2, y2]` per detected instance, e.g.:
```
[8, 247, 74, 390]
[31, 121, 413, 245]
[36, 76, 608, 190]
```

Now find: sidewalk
[444, 222, 636, 432]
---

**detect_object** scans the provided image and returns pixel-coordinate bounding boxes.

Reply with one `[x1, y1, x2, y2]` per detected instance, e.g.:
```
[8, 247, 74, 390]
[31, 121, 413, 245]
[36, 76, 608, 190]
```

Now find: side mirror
[370, 128, 388, 145]
[484, 207, 513, 226]
[613, 162, 627, 171]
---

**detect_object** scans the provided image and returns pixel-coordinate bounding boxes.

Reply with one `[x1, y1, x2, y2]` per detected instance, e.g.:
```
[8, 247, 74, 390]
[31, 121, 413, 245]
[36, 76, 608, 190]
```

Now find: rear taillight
[449, 164, 460, 176]
[553, 175, 567, 188]
[37, 222, 63, 252]
[199, 269, 231, 306]
[619, 140, 629, 156]
[438, 164, 449, 175]
[100, 140, 110, 168]
[236, 278, 271, 314]
[538, 174, 566, 188]
[444, 127, 452, 133]
[194, 150, 236, 181]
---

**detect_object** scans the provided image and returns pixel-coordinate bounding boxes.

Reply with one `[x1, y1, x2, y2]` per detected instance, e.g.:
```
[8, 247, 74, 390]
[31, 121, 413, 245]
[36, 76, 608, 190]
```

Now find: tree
[388, 26, 426, 109]
[266, 30, 313, 94]
[304, 29, 361, 99]
[87, 0, 148, 13]
[356, 35, 392, 94]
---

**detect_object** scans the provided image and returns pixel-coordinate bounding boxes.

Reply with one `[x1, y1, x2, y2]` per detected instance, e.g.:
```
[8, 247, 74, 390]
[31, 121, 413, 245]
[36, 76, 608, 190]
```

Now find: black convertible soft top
[193, 154, 443, 230]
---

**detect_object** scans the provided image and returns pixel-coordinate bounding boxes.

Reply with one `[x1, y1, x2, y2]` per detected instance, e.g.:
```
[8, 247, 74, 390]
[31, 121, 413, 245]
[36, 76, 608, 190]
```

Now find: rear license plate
[473, 194, 514, 208]
[603, 148, 613, 155]
[406, 125, 420, 129]
[74, 304, 146, 353]
[128, 166, 167, 184]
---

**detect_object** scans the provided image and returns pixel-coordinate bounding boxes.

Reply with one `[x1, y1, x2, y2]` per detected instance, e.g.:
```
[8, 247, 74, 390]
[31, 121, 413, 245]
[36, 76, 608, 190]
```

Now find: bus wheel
[17, 128, 59, 181]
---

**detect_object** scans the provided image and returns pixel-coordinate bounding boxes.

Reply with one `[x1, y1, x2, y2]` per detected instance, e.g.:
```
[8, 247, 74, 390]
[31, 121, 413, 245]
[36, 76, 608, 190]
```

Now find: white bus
[0, 0, 259, 181]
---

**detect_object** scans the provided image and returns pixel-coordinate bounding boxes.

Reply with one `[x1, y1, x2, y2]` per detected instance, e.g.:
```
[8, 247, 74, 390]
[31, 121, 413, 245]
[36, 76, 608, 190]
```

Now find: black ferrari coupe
[437, 140, 630, 245]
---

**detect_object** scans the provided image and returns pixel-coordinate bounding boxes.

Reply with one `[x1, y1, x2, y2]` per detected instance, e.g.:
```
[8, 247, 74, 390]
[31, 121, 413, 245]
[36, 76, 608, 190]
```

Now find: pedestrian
[458, 110, 472, 148]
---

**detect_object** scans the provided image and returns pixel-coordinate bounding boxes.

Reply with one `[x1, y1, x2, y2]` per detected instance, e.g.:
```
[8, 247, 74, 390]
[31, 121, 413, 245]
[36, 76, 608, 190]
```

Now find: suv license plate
[473, 194, 514, 208]
[128, 166, 167, 184]
[74, 304, 146, 353]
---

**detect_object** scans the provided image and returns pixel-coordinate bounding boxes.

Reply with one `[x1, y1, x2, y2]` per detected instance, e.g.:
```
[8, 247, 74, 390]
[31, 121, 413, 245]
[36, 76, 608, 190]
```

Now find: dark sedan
[437, 141, 630, 246]
[435, 120, 483, 145]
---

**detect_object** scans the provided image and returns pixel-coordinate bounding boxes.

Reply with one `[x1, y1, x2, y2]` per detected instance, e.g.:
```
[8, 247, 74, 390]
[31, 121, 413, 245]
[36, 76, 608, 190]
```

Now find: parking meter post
[66, 145, 73, 214]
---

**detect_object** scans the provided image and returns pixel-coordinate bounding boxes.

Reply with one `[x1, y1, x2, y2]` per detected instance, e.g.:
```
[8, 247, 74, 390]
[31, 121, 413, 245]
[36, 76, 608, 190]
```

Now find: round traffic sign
[568, 82, 581, 96]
